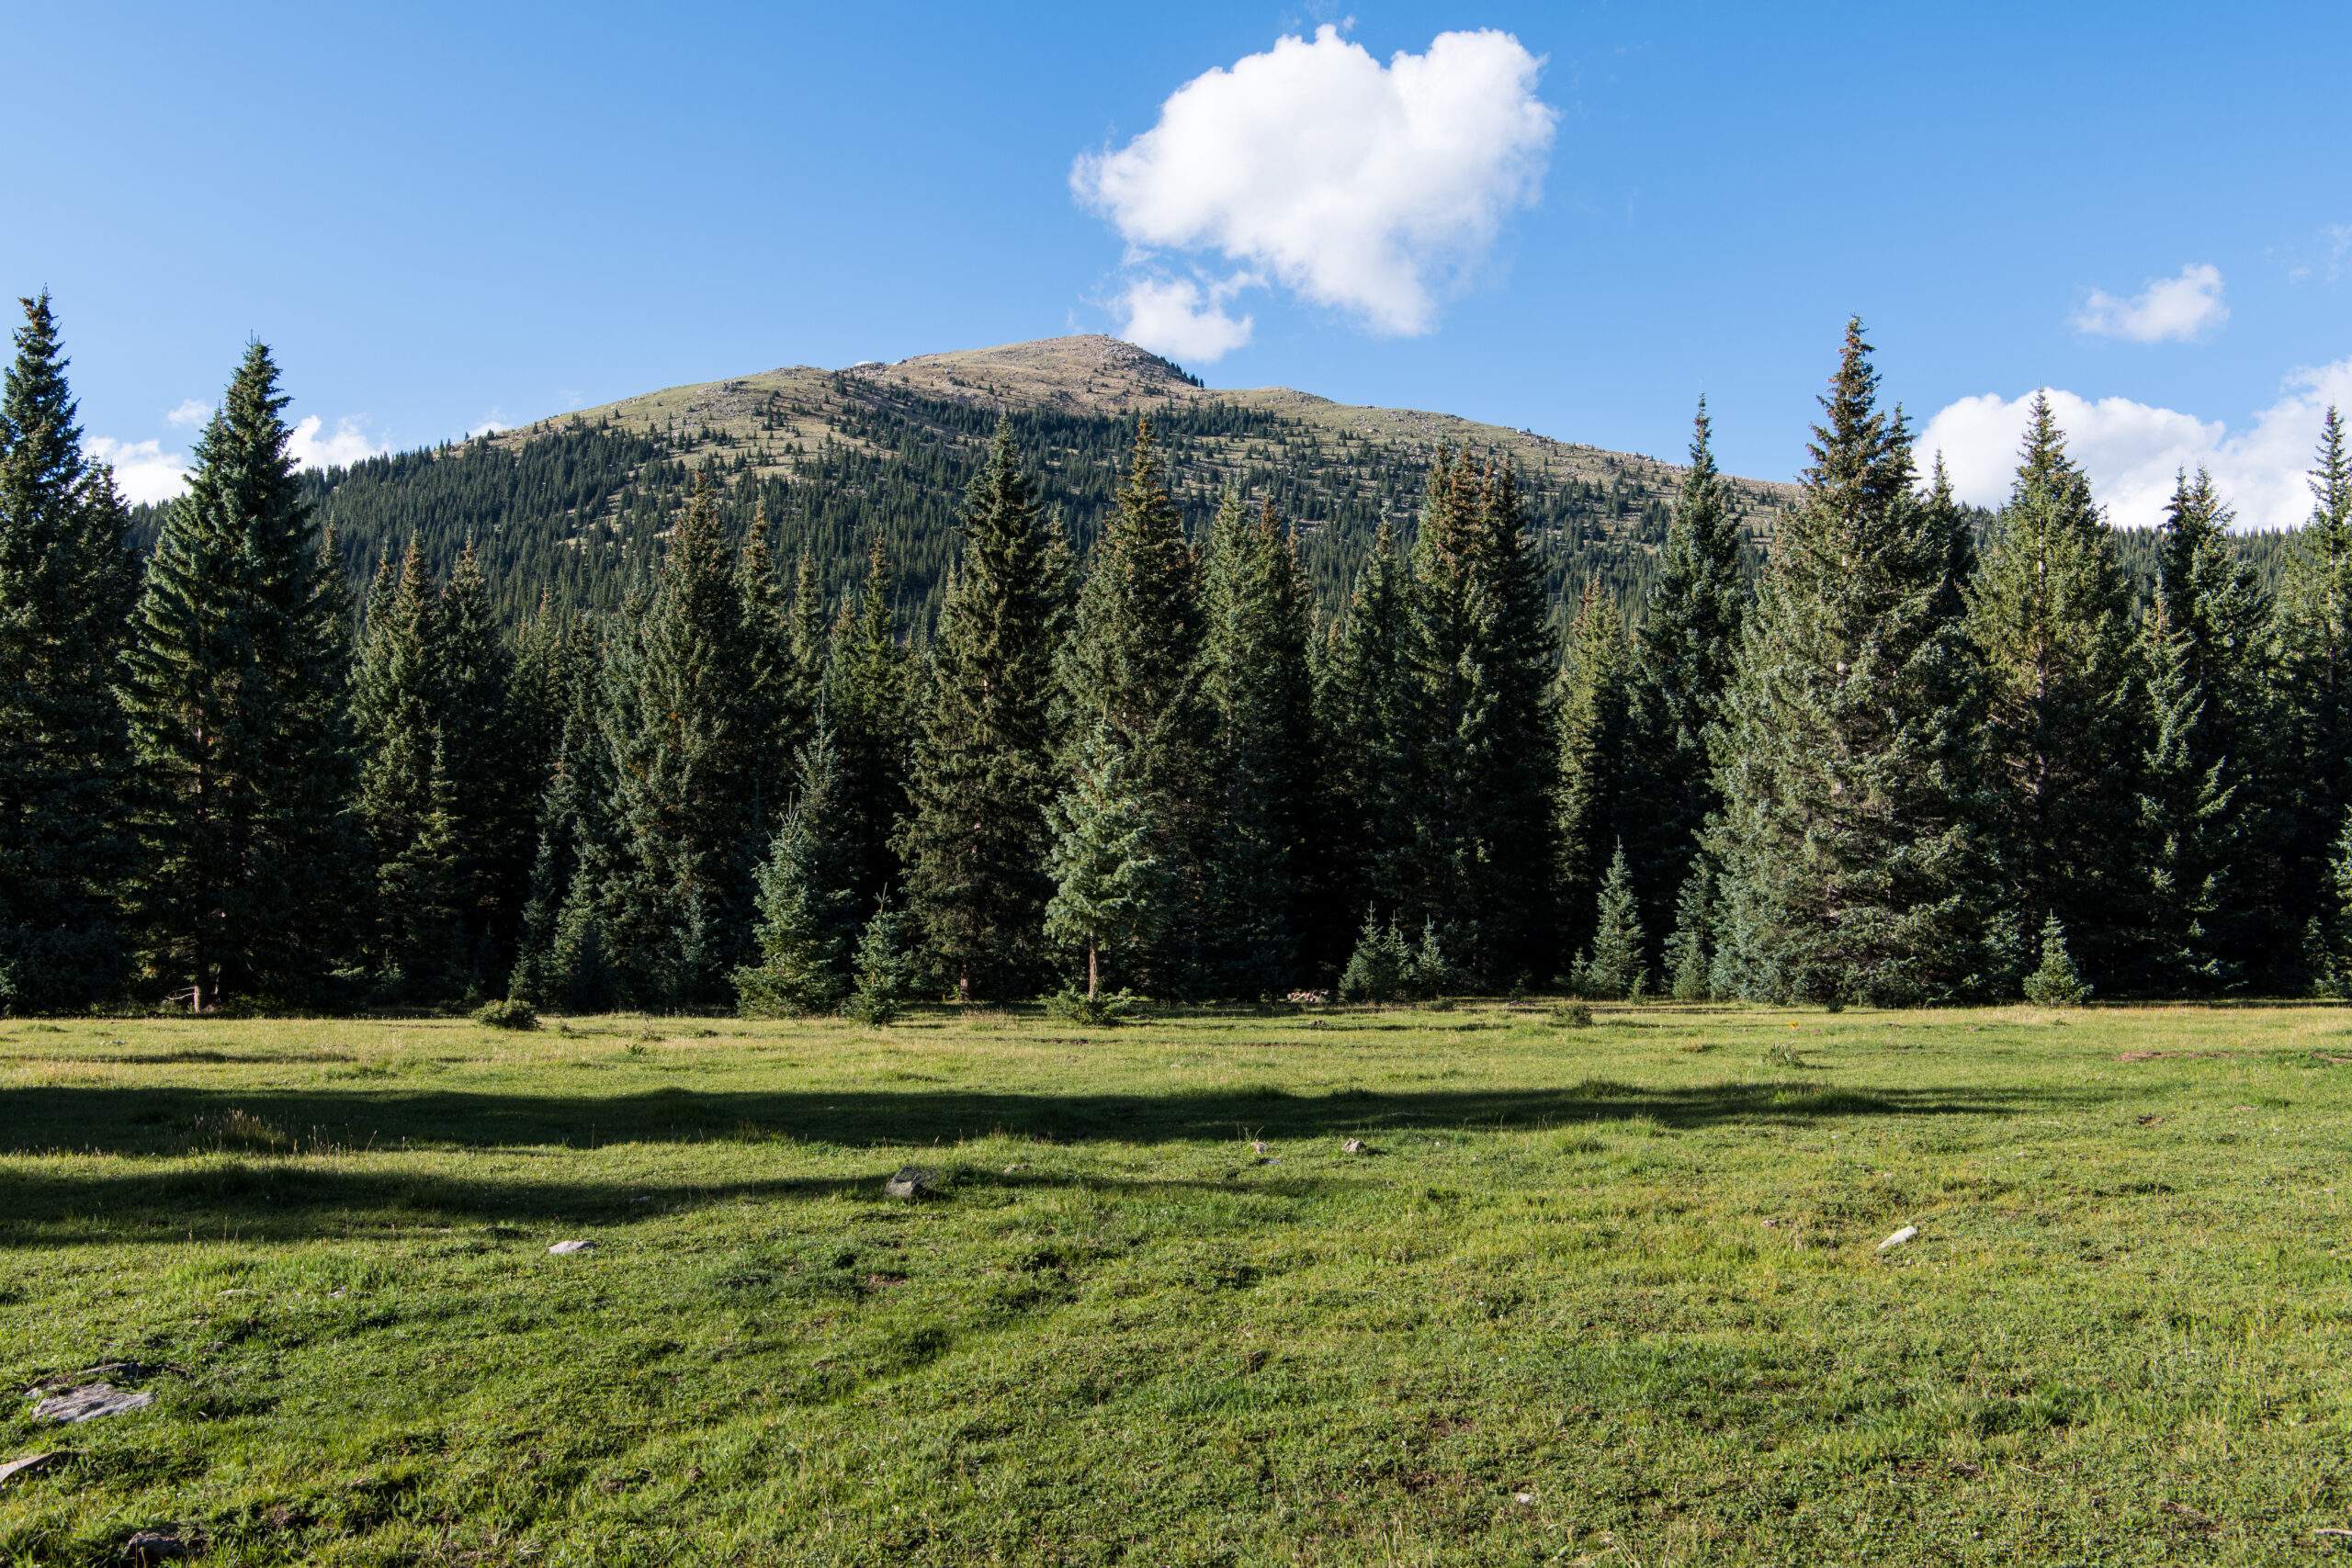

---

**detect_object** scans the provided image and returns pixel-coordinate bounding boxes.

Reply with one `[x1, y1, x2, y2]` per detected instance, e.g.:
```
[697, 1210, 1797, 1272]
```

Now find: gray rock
[547, 1238, 595, 1256]
[884, 1168, 934, 1199]
[1877, 1224, 1919, 1253]
[1341, 1138, 1367, 1155]
[124, 1528, 187, 1562]
[31, 1383, 153, 1424]
[0, 1452, 58, 1487]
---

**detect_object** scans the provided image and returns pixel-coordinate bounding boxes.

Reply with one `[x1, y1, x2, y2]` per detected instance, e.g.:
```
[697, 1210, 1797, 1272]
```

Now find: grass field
[5, 1001, 2352, 1564]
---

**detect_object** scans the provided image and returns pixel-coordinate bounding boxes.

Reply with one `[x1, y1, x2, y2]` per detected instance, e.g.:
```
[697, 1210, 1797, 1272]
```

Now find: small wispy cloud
[164, 398, 212, 428]
[2287, 223, 2352, 286]
[2072, 262, 2228, 343]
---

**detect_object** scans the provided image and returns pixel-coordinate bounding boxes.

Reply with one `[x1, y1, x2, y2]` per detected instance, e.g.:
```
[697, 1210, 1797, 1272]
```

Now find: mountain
[277, 333, 1801, 625]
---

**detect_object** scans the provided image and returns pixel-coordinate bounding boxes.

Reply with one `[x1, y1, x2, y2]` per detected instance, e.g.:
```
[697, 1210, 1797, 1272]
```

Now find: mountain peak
[849, 333, 1205, 413]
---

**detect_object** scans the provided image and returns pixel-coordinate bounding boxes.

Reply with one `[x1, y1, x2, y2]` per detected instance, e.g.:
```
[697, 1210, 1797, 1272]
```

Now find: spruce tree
[1625, 400, 1747, 955]
[2020, 914, 2089, 1005]
[1338, 908, 1410, 1004]
[1555, 583, 1634, 966]
[435, 540, 530, 979]
[123, 342, 364, 1008]
[899, 421, 1064, 1000]
[1708, 319, 2004, 1005]
[733, 727, 859, 1016]
[1057, 417, 1209, 989]
[2132, 469, 2270, 990]
[1045, 725, 1170, 999]
[0, 291, 138, 1010]
[594, 473, 766, 1006]
[1201, 491, 1319, 993]
[843, 898, 918, 1024]
[1663, 860, 1713, 1002]
[1408, 451, 1558, 985]
[826, 536, 914, 916]
[1574, 842, 1646, 1000]
[351, 538, 450, 997]
[1317, 522, 1422, 959]
[1964, 393, 2140, 987]
[2270, 408, 2352, 969]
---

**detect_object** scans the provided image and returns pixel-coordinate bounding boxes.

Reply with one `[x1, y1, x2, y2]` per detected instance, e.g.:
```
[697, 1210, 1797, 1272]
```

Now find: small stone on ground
[1877, 1224, 1919, 1252]
[30, 1383, 153, 1424]
[124, 1528, 186, 1562]
[548, 1239, 594, 1256]
[885, 1168, 933, 1199]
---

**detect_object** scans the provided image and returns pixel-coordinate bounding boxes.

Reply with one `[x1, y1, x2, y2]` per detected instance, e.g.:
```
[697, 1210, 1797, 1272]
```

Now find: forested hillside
[132, 336, 1806, 628]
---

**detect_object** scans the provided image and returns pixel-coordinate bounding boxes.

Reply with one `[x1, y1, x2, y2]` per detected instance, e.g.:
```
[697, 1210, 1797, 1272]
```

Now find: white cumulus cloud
[2072, 262, 2228, 343]
[86, 436, 192, 507]
[164, 398, 212, 428]
[1072, 23, 1555, 354]
[1113, 275, 1258, 363]
[1917, 356, 2352, 530]
[287, 414, 387, 470]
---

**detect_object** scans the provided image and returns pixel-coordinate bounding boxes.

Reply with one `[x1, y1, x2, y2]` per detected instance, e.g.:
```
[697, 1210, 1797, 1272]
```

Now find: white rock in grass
[548, 1239, 595, 1256]
[1877, 1225, 1919, 1253]
[884, 1168, 935, 1200]
[1341, 1139, 1367, 1155]
[31, 1383, 153, 1423]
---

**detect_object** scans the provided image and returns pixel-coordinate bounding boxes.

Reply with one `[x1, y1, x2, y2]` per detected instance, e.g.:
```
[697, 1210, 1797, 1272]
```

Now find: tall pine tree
[1555, 583, 1634, 968]
[1964, 393, 2140, 987]
[1201, 491, 1320, 993]
[0, 292, 138, 1010]
[900, 422, 1065, 999]
[123, 342, 364, 1008]
[1316, 521, 1422, 967]
[2271, 407, 2352, 970]
[1624, 400, 1747, 958]
[1709, 319, 2004, 1005]
[1057, 417, 1209, 991]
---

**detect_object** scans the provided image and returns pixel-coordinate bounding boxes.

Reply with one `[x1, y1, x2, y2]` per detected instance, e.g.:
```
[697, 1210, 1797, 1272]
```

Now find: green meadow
[5, 1002, 2352, 1564]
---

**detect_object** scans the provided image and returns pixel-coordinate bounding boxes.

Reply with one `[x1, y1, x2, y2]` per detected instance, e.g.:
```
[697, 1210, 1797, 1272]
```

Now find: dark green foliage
[470, 996, 539, 1030]
[1403, 919, 1451, 1002]
[1625, 400, 1747, 955]
[1058, 419, 1210, 988]
[1338, 908, 1412, 1004]
[825, 537, 916, 914]
[122, 342, 365, 1009]
[2308, 807, 2352, 998]
[899, 422, 1064, 1000]
[843, 899, 917, 1024]
[1572, 842, 1646, 1000]
[1316, 523, 1421, 957]
[1664, 860, 1713, 1002]
[733, 728, 859, 1017]
[1555, 584, 1634, 965]
[2269, 407, 2352, 976]
[1408, 452, 1558, 985]
[1201, 491, 1320, 993]
[1043, 986, 1148, 1026]
[1965, 394, 2141, 990]
[0, 292, 138, 1010]
[1709, 320, 2004, 1005]
[1045, 726, 1169, 1000]
[2021, 914, 2089, 1005]
[593, 474, 769, 1007]
[2132, 469, 2269, 992]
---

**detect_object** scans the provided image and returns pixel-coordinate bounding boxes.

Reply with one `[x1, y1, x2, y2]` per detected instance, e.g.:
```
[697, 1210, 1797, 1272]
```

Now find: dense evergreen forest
[9, 289, 2349, 1014]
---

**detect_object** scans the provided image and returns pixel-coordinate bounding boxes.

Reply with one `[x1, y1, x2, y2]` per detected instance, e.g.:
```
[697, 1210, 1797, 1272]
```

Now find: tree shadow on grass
[3, 1077, 2101, 1158]
[0, 1162, 1308, 1247]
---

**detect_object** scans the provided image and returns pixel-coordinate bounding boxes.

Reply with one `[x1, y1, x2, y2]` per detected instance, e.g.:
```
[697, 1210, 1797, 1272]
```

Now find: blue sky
[8, 1, 2348, 526]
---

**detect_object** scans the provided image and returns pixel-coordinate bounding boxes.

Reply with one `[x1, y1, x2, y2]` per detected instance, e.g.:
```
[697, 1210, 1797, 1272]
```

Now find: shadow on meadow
[1, 1077, 2100, 1161]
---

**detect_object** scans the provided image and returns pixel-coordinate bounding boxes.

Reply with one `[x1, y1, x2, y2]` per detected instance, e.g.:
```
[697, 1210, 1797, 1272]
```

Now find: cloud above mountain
[1072, 24, 1556, 362]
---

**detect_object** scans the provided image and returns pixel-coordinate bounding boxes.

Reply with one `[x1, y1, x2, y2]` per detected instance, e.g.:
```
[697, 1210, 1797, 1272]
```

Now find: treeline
[6, 293, 2351, 1014]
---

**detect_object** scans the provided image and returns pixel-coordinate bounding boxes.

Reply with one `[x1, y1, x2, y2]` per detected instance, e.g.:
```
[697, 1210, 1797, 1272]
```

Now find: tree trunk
[1087, 942, 1099, 1001]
